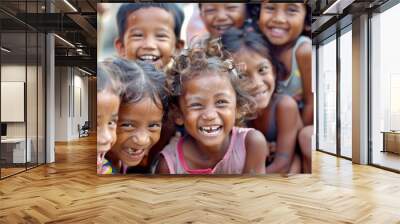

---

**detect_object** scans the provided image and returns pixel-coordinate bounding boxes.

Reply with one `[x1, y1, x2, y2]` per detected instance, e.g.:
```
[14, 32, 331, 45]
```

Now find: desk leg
[382, 133, 386, 152]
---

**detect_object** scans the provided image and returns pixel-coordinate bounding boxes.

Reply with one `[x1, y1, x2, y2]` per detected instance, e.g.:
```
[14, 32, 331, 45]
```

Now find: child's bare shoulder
[276, 95, 298, 111]
[245, 129, 267, 152]
[243, 128, 268, 174]
[295, 40, 312, 61]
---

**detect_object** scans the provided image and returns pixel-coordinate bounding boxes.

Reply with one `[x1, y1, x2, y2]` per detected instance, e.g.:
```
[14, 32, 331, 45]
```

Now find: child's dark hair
[247, 3, 311, 37]
[220, 28, 286, 85]
[98, 60, 122, 96]
[102, 57, 169, 120]
[117, 3, 185, 42]
[167, 38, 257, 124]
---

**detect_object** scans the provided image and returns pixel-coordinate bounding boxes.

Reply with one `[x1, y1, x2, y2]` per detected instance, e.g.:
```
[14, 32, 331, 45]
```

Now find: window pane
[318, 37, 337, 154]
[371, 3, 400, 171]
[340, 29, 352, 158]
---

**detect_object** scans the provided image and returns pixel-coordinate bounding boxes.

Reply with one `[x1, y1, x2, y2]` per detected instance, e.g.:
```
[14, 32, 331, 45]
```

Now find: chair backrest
[82, 121, 90, 129]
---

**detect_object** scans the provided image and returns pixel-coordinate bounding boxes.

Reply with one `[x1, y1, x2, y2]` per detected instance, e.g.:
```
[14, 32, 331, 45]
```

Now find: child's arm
[243, 129, 268, 174]
[266, 96, 302, 174]
[297, 42, 313, 126]
[155, 155, 171, 174]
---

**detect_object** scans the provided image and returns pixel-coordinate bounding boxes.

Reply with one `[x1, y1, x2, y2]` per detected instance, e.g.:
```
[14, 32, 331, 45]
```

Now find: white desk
[1, 138, 31, 163]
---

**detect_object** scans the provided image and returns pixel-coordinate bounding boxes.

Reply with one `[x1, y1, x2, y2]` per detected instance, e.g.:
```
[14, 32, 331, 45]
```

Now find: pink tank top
[160, 127, 252, 174]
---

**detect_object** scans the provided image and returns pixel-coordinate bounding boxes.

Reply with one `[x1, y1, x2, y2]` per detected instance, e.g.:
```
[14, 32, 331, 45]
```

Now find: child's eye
[108, 120, 117, 128]
[286, 4, 300, 14]
[204, 8, 216, 14]
[189, 103, 203, 109]
[216, 99, 229, 106]
[120, 123, 135, 130]
[259, 66, 270, 74]
[148, 123, 161, 131]
[263, 4, 275, 12]
[156, 33, 169, 40]
[130, 33, 143, 39]
[226, 5, 238, 11]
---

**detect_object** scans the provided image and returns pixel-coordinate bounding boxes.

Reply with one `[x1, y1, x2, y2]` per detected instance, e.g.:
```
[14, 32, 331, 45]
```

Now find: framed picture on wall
[96, 2, 313, 175]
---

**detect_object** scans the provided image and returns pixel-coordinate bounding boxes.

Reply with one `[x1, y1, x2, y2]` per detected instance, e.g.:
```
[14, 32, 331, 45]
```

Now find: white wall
[71, 72, 89, 138]
[1, 65, 35, 138]
[1, 64, 46, 163]
[55, 66, 69, 141]
[54, 67, 89, 141]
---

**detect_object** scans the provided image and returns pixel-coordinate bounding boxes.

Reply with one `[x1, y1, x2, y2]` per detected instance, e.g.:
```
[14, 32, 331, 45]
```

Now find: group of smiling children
[97, 3, 312, 175]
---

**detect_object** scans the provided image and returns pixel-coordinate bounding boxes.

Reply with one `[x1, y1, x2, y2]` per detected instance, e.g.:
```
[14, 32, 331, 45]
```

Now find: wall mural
[97, 3, 313, 175]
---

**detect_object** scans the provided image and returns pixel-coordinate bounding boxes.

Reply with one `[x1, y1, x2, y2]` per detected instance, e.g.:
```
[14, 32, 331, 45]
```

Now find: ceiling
[0, 0, 97, 73]
[311, 0, 390, 43]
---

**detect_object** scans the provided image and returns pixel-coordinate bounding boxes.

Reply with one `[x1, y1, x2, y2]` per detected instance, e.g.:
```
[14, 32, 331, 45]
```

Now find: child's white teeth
[216, 25, 230, 31]
[128, 148, 137, 154]
[200, 126, 221, 133]
[256, 91, 267, 97]
[127, 148, 144, 155]
[139, 55, 158, 61]
[271, 28, 286, 35]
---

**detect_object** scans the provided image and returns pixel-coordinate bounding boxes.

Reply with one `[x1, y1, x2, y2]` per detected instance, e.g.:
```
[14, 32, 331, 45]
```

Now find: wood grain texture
[0, 135, 400, 223]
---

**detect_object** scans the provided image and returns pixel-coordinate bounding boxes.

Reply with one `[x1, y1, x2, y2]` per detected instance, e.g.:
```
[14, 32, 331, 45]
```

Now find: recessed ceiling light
[1, 47, 11, 53]
[78, 67, 92, 76]
[323, 0, 354, 15]
[54, 34, 75, 48]
[63, 0, 78, 12]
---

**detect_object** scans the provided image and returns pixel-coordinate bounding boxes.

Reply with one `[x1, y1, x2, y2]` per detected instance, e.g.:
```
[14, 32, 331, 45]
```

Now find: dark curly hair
[100, 57, 169, 121]
[220, 28, 286, 90]
[247, 2, 311, 37]
[98, 60, 122, 96]
[167, 38, 257, 124]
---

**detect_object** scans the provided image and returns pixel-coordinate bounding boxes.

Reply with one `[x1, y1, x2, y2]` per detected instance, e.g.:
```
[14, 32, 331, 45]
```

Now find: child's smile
[199, 125, 223, 137]
[112, 97, 164, 166]
[116, 7, 177, 69]
[200, 3, 246, 37]
[267, 26, 289, 39]
[258, 3, 306, 46]
[137, 54, 161, 63]
[178, 72, 236, 150]
[121, 146, 146, 162]
[233, 48, 275, 110]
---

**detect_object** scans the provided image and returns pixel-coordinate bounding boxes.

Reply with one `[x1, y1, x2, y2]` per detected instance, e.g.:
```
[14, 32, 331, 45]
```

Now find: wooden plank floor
[1, 135, 400, 223]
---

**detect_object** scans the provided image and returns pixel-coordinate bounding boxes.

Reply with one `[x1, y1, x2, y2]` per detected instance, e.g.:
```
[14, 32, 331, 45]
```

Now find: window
[317, 36, 337, 154]
[339, 27, 352, 158]
[371, 2, 400, 171]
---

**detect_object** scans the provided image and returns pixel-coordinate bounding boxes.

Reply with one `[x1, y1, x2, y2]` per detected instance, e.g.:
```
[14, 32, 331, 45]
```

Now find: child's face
[178, 72, 236, 149]
[97, 90, 120, 160]
[112, 97, 163, 167]
[233, 48, 275, 110]
[200, 3, 246, 38]
[258, 3, 306, 46]
[115, 7, 177, 70]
